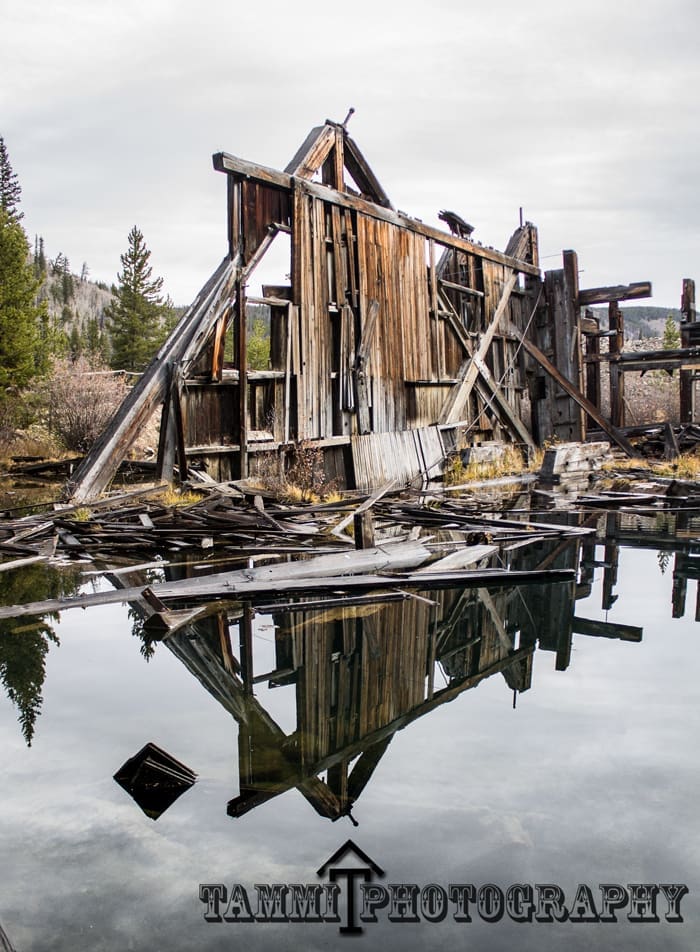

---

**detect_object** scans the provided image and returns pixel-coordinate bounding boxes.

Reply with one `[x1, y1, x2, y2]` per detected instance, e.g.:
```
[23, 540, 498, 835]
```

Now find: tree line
[0, 134, 177, 393]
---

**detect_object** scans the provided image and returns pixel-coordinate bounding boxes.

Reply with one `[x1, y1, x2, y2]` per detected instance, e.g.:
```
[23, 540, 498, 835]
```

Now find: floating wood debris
[113, 742, 197, 820]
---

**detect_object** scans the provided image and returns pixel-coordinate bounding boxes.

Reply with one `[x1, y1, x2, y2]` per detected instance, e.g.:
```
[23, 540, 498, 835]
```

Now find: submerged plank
[0, 565, 575, 620]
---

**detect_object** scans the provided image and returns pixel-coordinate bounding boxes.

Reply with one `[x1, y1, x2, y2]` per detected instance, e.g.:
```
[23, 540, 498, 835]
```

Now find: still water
[1, 512, 699, 950]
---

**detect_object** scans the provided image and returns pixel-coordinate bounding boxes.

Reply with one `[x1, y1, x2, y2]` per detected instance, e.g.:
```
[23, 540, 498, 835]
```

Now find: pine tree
[0, 136, 22, 222]
[106, 226, 170, 372]
[662, 314, 680, 350]
[0, 209, 45, 391]
[69, 324, 83, 361]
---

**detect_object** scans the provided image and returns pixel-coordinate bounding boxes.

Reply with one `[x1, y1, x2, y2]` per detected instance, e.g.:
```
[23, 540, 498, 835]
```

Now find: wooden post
[602, 512, 619, 612]
[562, 250, 585, 437]
[680, 278, 696, 423]
[672, 561, 687, 618]
[237, 279, 248, 478]
[239, 602, 254, 693]
[584, 334, 601, 427]
[353, 511, 375, 549]
[608, 301, 625, 428]
[539, 253, 584, 442]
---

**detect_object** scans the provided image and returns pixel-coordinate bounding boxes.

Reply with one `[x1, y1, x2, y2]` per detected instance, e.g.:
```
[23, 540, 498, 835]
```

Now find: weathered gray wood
[663, 421, 680, 460]
[438, 271, 518, 424]
[680, 278, 697, 423]
[572, 616, 643, 642]
[608, 301, 625, 429]
[0, 554, 46, 573]
[331, 478, 396, 539]
[284, 124, 336, 177]
[0, 561, 575, 620]
[343, 133, 394, 208]
[415, 544, 498, 572]
[353, 511, 375, 549]
[578, 281, 652, 306]
[214, 152, 540, 276]
[355, 299, 379, 434]
[539, 441, 610, 478]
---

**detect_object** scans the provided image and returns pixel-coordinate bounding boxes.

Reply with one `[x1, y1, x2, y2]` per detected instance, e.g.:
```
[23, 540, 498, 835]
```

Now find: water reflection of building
[155, 518, 661, 822]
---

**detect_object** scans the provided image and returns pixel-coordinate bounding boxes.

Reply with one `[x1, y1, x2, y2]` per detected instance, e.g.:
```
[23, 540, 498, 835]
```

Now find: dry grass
[0, 424, 65, 469]
[444, 445, 528, 486]
[153, 486, 204, 507]
[602, 449, 700, 481]
[67, 506, 92, 522]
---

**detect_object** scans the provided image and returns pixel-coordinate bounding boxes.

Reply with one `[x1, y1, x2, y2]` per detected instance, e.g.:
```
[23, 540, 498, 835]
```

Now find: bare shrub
[251, 440, 337, 502]
[43, 357, 129, 453]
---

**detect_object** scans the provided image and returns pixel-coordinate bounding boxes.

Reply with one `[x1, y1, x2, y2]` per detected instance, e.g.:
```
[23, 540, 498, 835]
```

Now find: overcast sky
[1, 0, 698, 307]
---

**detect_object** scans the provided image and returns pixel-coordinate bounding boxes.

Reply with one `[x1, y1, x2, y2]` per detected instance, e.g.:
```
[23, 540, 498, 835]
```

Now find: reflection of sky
[1, 547, 698, 951]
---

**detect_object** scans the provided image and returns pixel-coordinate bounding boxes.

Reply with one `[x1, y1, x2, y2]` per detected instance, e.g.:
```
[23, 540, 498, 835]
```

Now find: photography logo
[199, 839, 688, 935]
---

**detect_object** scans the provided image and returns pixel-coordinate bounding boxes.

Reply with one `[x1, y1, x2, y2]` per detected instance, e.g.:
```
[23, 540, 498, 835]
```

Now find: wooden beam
[438, 271, 519, 424]
[213, 152, 540, 276]
[578, 281, 652, 306]
[504, 320, 638, 457]
[66, 259, 236, 503]
[355, 299, 379, 434]
[436, 301, 533, 446]
[343, 132, 393, 208]
[284, 125, 336, 178]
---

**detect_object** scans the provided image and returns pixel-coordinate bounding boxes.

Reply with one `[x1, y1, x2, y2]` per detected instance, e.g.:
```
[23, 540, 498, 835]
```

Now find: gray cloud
[1, 0, 698, 305]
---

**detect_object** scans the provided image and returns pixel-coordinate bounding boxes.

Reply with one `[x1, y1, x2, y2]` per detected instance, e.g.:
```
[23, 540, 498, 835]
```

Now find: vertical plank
[584, 310, 601, 428]
[680, 278, 696, 423]
[608, 300, 625, 429]
[236, 277, 248, 477]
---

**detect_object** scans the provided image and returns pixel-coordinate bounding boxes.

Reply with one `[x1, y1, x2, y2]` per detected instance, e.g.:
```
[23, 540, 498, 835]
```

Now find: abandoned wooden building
[64, 119, 698, 503]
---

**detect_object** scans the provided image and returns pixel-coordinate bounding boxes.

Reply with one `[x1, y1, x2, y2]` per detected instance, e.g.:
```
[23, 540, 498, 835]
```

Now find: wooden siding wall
[291, 189, 539, 445]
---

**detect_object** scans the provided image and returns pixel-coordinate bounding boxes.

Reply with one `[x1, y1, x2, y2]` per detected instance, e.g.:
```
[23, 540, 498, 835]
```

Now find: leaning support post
[65, 259, 236, 503]
[504, 320, 638, 458]
[438, 271, 518, 425]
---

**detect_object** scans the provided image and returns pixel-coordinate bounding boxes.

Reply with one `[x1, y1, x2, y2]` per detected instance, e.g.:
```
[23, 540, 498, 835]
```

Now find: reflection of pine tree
[657, 550, 671, 575]
[0, 565, 81, 745]
[0, 619, 57, 745]
[128, 605, 157, 662]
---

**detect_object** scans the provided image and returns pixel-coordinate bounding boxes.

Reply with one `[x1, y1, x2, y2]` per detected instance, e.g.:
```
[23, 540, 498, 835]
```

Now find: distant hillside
[37, 262, 114, 334]
[592, 305, 681, 340]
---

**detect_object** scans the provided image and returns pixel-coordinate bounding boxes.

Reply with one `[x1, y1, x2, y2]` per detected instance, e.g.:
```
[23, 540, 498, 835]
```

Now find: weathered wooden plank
[214, 152, 540, 276]
[354, 298, 379, 434]
[578, 281, 652, 306]
[343, 133, 394, 208]
[438, 271, 518, 424]
[66, 258, 236, 503]
[680, 277, 697, 423]
[539, 441, 610, 477]
[0, 554, 46, 573]
[284, 124, 336, 178]
[608, 301, 625, 429]
[572, 616, 643, 642]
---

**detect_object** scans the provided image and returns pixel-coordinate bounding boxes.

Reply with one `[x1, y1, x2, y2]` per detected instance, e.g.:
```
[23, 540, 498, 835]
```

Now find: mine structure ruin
[65, 119, 699, 503]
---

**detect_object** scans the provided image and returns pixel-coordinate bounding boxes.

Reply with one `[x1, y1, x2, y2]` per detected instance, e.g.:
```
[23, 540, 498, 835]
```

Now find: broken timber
[0, 536, 575, 620]
[65, 121, 658, 503]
